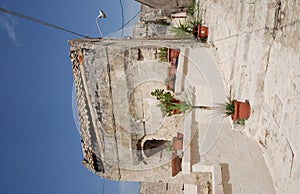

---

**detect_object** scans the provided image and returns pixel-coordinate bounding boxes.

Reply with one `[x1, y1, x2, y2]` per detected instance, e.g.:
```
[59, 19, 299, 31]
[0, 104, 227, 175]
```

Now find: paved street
[178, 46, 276, 194]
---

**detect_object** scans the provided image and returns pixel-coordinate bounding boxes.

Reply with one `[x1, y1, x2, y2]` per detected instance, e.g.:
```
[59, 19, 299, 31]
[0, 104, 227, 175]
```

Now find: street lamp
[96, 9, 107, 37]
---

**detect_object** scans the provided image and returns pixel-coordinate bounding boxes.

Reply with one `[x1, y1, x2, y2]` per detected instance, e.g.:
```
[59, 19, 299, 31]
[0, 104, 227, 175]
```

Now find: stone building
[69, 0, 300, 193]
[133, 2, 191, 39]
[69, 38, 211, 190]
[133, 5, 171, 38]
[134, 0, 191, 15]
[69, 37, 278, 194]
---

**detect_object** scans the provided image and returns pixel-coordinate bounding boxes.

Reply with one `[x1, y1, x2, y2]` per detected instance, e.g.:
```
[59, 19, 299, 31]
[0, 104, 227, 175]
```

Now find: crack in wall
[272, 0, 282, 39]
[286, 138, 295, 178]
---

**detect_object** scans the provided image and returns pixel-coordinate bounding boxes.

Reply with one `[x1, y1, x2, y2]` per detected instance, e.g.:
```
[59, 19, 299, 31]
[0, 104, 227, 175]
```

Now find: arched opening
[143, 139, 168, 158]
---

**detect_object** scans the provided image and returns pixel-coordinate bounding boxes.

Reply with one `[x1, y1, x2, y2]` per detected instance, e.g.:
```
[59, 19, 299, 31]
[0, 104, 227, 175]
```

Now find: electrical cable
[122, 9, 140, 30]
[0, 7, 88, 38]
[119, 0, 124, 37]
[107, 9, 140, 37]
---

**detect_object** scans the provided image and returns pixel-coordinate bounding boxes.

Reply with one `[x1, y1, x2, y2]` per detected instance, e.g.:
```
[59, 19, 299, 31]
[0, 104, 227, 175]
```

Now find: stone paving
[200, 0, 300, 193]
[180, 46, 276, 194]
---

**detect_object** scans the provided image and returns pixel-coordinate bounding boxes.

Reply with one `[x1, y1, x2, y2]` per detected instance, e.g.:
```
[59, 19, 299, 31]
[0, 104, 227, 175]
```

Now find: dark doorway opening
[143, 139, 167, 157]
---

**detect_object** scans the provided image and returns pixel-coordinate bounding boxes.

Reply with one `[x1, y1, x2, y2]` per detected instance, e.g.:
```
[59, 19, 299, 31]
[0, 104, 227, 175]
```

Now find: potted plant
[168, 48, 180, 62]
[191, 1, 208, 42]
[151, 89, 211, 117]
[220, 99, 251, 125]
[151, 89, 251, 122]
[170, 19, 208, 42]
[192, 20, 208, 42]
[169, 21, 194, 39]
[170, 2, 208, 42]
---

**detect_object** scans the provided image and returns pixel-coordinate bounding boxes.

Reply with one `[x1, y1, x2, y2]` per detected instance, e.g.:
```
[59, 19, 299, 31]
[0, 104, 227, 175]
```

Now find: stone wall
[133, 5, 175, 39]
[139, 182, 184, 194]
[135, 0, 191, 14]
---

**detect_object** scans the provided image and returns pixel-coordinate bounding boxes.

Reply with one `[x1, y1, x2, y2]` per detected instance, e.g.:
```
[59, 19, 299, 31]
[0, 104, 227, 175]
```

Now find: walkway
[176, 47, 275, 193]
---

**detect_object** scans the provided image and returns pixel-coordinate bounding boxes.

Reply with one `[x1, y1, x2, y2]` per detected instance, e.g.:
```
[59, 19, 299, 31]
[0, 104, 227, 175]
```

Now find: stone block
[184, 184, 197, 194]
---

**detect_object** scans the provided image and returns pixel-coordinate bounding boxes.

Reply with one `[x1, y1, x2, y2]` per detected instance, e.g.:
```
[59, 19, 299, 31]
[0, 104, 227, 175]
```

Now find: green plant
[151, 89, 188, 116]
[188, 0, 196, 16]
[151, 89, 211, 117]
[170, 16, 202, 39]
[158, 47, 168, 53]
[187, 0, 202, 24]
[170, 21, 194, 39]
[152, 89, 242, 119]
[235, 119, 245, 126]
[213, 97, 235, 118]
[165, 141, 172, 152]
[152, 90, 246, 125]
[190, 18, 202, 26]
[224, 99, 235, 116]
[157, 47, 168, 62]
[195, 2, 202, 25]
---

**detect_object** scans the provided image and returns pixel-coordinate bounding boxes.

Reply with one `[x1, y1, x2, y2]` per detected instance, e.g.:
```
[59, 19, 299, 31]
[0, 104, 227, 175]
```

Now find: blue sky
[0, 0, 140, 193]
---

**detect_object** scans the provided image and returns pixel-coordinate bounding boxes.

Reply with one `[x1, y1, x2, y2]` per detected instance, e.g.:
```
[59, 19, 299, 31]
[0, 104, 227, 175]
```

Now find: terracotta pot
[171, 98, 181, 103]
[172, 137, 183, 150]
[177, 132, 184, 139]
[193, 24, 209, 39]
[170, 99, 181, 115]
[169, 49, 180, 62]
[171, 109, 181, 115]
[231, 100, 251, 121]
[171, 152, 182, 177]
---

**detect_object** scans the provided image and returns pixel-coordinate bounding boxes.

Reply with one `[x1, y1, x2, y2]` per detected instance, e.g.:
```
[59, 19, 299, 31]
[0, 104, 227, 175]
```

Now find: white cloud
[0, 10, 18, 45]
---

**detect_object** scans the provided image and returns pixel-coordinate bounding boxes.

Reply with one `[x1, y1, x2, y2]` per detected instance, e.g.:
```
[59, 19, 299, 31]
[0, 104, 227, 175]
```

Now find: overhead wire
[119, 0, 124, 37]
[107, 9, 140, 37]
[121, 9, 140, 30]
[0, 7, 88, 38]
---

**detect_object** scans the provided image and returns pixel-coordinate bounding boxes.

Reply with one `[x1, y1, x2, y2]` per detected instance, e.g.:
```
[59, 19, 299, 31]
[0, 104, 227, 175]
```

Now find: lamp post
[95, 9, 107, 37]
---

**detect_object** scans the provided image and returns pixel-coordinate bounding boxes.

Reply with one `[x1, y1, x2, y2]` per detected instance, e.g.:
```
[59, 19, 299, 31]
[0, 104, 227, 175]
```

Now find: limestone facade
[134, 0, 191, 14]
[139, 182, 184, 194]
[133, 5, 174, 39]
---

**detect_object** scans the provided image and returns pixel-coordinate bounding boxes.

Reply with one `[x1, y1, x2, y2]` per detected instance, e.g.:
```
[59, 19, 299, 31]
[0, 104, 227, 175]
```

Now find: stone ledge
[183, 184, 197, 194]
[192, 163, 224, 194]
[182, 109, 192, 174]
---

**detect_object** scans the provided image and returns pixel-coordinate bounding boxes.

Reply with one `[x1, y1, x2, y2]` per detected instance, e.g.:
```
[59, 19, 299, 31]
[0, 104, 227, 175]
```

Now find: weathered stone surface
[135, 0, 191, 14]
[200, 0, 300, 192]
[69, 38, 211, 185]
[139, 182, 184, 194]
